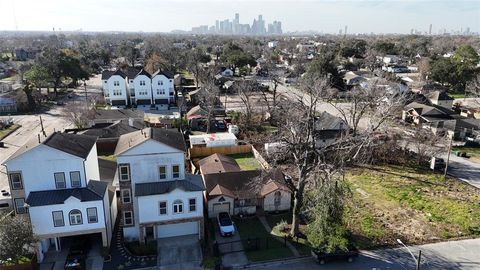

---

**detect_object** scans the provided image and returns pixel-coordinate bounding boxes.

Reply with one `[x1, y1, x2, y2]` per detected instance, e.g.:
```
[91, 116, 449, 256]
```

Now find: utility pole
[84, 80, 88, 111]
[39, 115, 45, 136]
[444, 134, 453, 182]
[416, 250, 422, 270]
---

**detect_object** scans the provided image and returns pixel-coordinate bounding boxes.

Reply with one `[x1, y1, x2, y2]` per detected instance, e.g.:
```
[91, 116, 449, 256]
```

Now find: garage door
[212, 202, 231, 217]
[156, 222, 198, 238]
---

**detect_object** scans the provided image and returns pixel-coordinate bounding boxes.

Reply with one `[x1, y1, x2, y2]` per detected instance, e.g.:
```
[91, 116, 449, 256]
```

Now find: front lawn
[346, 165, 480, 249]
[228, 153, 262, 170]
[0, 124, 20, 141]
[452, 145, 480, 159]
[234, 217, 293, 261]
[265, 212, 311, 256]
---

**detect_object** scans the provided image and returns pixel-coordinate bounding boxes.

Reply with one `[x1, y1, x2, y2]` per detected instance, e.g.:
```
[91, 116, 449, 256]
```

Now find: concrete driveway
[213, 219, 249, 267]
[157, 235, 203, 270]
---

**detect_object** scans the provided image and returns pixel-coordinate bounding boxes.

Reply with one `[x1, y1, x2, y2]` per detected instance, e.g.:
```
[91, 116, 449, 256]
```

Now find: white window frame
[69, 209, 83, 225]
[173, 199, 183, 214]
[124, 211, 133, 226]
[159, 166, 167, 180]
[119, 164, 130, 181]
[9, 172, 23, 190]
[54, 172, 66, 189]
[14, 198, 27, 214]
[121, 189, 131, 204]
[70, 171, 81, 188]
[172, 165, 180, 179]
[87, 207, 98, 223]
[189, 198, 196, 212]
[159, 201, 167, 215]
[52, 211, 64, 227]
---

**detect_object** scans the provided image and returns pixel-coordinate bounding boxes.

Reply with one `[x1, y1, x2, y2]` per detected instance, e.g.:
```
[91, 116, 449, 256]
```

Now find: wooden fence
[188, 144, 252, 158]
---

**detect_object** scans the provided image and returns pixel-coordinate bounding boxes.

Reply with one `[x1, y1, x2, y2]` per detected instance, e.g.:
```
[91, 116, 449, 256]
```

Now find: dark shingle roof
[26, 180, 108, 207]
[115, 128, 186, 155]
[198, 153, 241, 174]
[125, 67, 141, 80]
[83, 120, 143, 138]
[93, 109, 145, 121]
[43, 132, 97, 159]
[113, 69, 127, 79]
[135, 174, 205, 196]
[135, 69, 151, 79]
[152, 70, 174, 79]
[315, 111, 346, 130]
[101, 70, 115, 80]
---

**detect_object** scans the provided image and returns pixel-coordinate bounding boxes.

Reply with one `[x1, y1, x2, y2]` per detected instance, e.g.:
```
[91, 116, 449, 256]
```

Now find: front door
[146, 226, 154, 239]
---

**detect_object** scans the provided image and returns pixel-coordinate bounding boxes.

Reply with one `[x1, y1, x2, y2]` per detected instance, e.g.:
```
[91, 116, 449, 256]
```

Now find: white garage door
[156, 222, 198, 238]
[212, 202, 231, 217]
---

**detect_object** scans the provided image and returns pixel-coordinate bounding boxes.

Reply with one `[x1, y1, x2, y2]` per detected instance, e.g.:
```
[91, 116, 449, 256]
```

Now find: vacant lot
[228, 153, 262, 170]
[347, 165, 480, 248]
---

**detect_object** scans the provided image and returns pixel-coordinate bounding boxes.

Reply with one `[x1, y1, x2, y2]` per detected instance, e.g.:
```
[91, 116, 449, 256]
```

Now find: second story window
[173, 199, 183, 214]
[52, 211, 64, 227]
[159, 166, 166, 180]
[158, 81, 163, 86]
[9, 172, 23, 190]
[123, 211, 133, 226]
[119, 164, 130, 181]
[172, 165, 180, 179]
[69, 209, 82, 225]
[70, 171, 81, 188]
[54, 172, 66, 189]
[87, 207, 98, 223]
[189, 198, 196, 212]
[159, 201, 167, 215]
[140, 80, 146, 86]
[14, 198, 27, 214]
[114, 81, 120, 86]
[121, 189, 131, 204]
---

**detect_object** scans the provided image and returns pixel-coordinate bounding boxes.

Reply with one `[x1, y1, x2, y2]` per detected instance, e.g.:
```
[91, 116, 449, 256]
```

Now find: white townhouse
[2, 133, 115, 262]
[131, 69, 153, 110]
[102, 70, 129, 107]
[151, 70, 175, 110]
[114, 128, 205, 243]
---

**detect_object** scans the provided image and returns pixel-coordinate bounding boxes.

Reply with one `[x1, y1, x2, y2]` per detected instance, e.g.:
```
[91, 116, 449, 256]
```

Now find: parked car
[431, 157, 445, 171]
[311, 246, 359, 265]
[64, 238, 90, 270]
[217, 212, 235, 237]
[214, 120, 226, 131]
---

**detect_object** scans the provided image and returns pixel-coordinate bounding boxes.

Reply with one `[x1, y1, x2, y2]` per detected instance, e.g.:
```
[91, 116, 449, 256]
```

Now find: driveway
[214, 219, 249, 267]
[157, 235, 203, 270]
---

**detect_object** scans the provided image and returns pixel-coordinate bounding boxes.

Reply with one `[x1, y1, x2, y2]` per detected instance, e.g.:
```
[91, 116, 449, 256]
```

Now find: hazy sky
[1, 0, 479, 34]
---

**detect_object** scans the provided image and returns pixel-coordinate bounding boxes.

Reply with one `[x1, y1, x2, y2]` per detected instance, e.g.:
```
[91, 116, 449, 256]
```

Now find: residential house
[91, 109, 145, 125]
[343, 71, 368, 87]
[131, 69, 153, 110]
[425, 91, 454, 110]
[315, 111, 348, 147]
[15, 48, 39, 61]
[198, 154, 290, 218]
[0, 95, 17, 114]
[2, 133, 115, 262]
[102, 70, 129, 107]
[267, 41, 278, 49]
[114, 128, 205, 242]
[151, 70, 175, 110]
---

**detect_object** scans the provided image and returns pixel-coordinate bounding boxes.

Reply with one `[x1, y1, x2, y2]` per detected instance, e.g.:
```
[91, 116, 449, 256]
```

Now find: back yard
[264, 165, 480, 251]
[228, 153, 263, 170]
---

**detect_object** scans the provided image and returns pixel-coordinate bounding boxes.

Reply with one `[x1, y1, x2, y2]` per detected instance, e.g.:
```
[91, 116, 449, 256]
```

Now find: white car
[217, 212, 235, 237]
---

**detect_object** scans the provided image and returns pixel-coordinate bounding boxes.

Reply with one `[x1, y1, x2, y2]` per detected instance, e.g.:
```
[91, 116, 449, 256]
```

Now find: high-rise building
[429, 24, 432, 35]
[190, 13, 282, 35]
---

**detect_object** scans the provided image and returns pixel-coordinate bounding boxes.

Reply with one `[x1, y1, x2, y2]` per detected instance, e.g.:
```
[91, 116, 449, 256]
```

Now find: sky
[1, 0, 479, 34]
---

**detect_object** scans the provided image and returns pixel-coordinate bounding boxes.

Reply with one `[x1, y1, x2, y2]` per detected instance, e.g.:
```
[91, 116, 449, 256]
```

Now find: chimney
[128, 117, 134, 127]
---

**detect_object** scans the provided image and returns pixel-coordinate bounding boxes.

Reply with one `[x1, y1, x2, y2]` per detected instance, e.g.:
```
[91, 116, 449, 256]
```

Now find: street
[243, 238, 480, 270]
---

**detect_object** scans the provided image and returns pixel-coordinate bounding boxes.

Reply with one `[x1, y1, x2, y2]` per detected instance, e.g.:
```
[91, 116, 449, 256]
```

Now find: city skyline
[1, 0, 479, 34]
[190, 13, 282, 35]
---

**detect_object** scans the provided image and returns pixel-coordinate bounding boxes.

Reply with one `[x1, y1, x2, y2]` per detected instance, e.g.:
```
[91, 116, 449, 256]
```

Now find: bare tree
[197, 73, 220, 133]
[63, 101, 91, 128]
[235, 79, 256, 128]
[260, 62, 283, 125]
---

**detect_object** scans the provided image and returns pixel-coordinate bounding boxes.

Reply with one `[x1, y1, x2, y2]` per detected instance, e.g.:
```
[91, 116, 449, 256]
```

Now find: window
[172, 165, 180, 179]
[52, 211, 64, 227]
[87, 207, 98, 223]
[189, 198, 196, 212]
[14, 198, 27, 214]
[70, 171, 81, 187]
[113, 89, 122, 96]
[124, 211, 133, 226]
[173, 200, 183, 214]
[159, 166, 167, 180]
[158, 81, 163, 86]
[156, 88, 165, 95]
[104, 80, 107, 83]
[119, 165, 130, 181]
[9, 172, 23, 190]
[54, 172, 66, 189]
[69, 209, 82, 225]
[139, 90, 148, 95]
[159, 201, 167, 215]
[114, 81, 119, 86]
[140, 80, 146, 86]
[121, 189, 131, 204]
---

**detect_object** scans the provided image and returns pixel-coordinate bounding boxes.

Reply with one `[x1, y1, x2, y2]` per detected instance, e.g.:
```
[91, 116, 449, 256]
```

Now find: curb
[233, 256, 311, 269]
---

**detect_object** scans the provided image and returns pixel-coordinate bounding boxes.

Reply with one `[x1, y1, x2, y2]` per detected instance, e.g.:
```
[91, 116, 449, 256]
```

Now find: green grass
[99, 155, 117, 162]
[265, 213, 311, 256]
[228, 153, 262, 170]
[124, 240, 157, 256]
[452, 145, 480, 158]
[346, 165, 480, 248]
[0, 124, 20, 140]
[234, 217, 294, 261]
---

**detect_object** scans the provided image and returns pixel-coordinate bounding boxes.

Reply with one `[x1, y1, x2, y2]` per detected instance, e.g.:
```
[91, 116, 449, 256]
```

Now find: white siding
[85, 144, 100, 181]
[156, 221, 198, 238]
[105, 75, 128, 106]
[29, 196, 106, 236]
[263, 190, 291, 212]
[5, 145, 87, 196]
[137, 189, 203, 224]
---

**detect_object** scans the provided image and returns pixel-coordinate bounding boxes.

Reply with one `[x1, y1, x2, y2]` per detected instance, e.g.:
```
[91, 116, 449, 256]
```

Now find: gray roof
[152, 70, 174, 79]
[101, 70, 115, 80]
[135, 69, 151, 78]
[93, 109, 145, 121]
[135, 174, 205, 196]
[125, 67, 141, 79]
[26, 180, 108, 207]
[315, 111, 346, 130]
[83, 120, 144, 138]
[115, 128, 186, 155]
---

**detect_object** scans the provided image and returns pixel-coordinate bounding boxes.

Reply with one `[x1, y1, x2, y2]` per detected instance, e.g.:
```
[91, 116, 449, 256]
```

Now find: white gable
[121, 139, 183, 156]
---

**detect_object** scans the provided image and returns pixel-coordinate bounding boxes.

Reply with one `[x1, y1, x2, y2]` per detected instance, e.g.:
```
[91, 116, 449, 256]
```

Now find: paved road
[242, 238, 480, 270]
[446, 155, 480, 189]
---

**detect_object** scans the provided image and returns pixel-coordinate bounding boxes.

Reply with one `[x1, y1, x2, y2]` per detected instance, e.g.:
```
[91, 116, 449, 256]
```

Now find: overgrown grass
[234, 217, 293, 261]
[265, 212, 311, 256]
[0, 124, 20, 140]
[346, 165, 480, 248]
[228, 153, 262, 170]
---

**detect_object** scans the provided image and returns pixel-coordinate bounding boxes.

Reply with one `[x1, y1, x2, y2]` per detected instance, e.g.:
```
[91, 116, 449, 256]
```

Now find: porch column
[101, 230, 108, 247]
[54, 237, 60, 251]
[139, 225, 145, 244]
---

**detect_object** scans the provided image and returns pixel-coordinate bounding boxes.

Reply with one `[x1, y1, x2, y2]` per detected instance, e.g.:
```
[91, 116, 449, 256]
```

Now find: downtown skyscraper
[191, 13, 282, 35]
